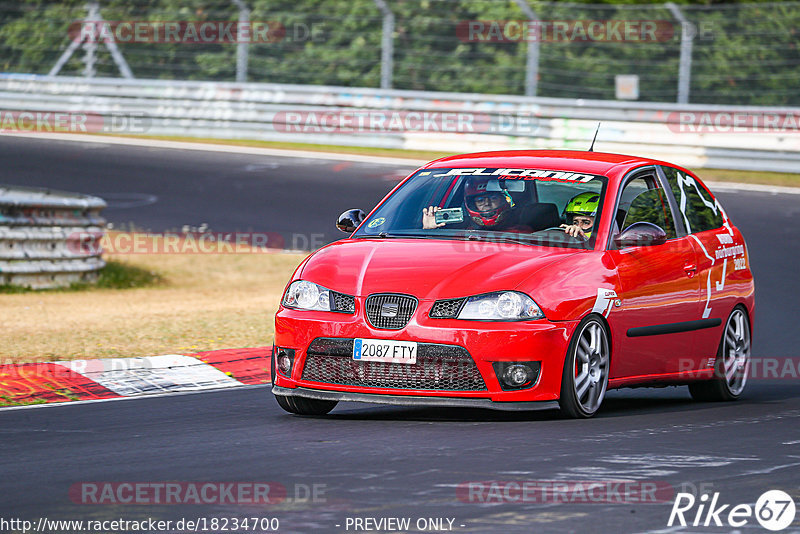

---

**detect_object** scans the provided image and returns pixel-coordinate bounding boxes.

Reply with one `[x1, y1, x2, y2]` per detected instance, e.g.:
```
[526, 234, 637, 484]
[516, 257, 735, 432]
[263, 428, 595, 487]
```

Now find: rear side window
[661, 167, 724, 233]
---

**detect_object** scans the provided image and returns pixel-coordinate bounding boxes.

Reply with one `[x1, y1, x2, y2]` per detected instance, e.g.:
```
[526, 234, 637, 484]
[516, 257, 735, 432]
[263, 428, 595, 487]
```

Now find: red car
[272, 150, 754, 418]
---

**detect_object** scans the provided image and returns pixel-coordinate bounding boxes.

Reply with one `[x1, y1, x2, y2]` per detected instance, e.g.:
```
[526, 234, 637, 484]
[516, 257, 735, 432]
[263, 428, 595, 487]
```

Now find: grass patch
[0, 260, 163, 293]
[0, 234, 305, 363]
[95, 260, 162, 289]
[0, 395, 48, 407]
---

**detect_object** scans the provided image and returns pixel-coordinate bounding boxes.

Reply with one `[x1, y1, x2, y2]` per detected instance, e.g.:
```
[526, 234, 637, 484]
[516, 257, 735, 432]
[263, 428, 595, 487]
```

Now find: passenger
[423, 178, 531, 232]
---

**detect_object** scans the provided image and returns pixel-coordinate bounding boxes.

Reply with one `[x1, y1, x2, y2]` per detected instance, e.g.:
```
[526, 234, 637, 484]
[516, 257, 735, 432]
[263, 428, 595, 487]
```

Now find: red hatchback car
[272, 150, 754, 418]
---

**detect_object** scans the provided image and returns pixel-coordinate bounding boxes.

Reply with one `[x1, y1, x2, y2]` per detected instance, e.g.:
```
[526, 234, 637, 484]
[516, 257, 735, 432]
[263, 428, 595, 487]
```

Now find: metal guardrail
[0, 185, 106, 289]
[0, 74, 799, 173]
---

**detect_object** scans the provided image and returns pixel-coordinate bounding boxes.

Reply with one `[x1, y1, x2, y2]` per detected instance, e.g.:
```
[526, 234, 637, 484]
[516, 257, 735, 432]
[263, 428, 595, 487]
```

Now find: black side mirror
[614, 222, 667, 248]
[336, 209, 366, 233]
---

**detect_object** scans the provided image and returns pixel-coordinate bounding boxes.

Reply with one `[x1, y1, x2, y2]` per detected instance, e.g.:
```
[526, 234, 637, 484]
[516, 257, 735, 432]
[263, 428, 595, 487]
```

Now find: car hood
[298, 238, 580, 300]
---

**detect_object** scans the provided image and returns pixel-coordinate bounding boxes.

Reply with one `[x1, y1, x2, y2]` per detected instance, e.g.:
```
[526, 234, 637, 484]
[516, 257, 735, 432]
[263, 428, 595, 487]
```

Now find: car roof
[423, 150, 676, 180]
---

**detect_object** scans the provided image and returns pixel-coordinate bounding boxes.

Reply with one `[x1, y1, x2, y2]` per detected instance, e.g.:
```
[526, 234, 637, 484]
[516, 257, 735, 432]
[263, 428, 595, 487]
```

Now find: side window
[617, 176, 677, 239]
[662, 167, 724, 233]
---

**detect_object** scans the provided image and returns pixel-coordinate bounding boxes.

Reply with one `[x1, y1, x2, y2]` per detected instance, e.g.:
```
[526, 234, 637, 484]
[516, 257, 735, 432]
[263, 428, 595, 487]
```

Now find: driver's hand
[422, 206, 445, 229]
[560, 224, 586, 239]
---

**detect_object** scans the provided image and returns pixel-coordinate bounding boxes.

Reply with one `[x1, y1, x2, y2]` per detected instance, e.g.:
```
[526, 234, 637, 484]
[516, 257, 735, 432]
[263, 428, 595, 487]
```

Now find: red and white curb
[0, 347, 271, 408]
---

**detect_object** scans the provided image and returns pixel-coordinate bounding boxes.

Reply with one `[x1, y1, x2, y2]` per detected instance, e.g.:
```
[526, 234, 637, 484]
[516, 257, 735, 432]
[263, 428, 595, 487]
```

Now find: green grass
[99, 133, 800, 188]
[0, 396, 48, 407]
[0, 260, 163, 293]
[94, 260, 163, 289]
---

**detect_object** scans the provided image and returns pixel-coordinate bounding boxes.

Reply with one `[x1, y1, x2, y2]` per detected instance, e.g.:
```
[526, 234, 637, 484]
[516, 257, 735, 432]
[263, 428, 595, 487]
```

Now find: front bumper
[274, 305, 578, 403]
[273, 386, 560, 411]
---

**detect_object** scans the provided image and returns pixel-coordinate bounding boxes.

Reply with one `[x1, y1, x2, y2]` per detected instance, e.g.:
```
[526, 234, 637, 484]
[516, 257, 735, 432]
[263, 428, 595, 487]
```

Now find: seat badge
[381, 302, 400, 318]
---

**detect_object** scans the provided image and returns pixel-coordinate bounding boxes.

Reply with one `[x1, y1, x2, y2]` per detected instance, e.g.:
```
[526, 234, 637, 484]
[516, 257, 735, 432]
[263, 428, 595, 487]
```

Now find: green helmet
[564, 192, 600, 237]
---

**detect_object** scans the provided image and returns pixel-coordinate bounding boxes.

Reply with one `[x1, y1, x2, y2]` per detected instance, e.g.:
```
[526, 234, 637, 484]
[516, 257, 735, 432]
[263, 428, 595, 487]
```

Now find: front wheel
[559, 316, 610, 418]
[274, 394, 338, 415]
[689, 306, 750, 402]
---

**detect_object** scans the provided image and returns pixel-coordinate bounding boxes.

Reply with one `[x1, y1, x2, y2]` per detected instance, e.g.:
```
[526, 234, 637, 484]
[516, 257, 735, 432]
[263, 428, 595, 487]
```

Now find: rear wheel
[689, 306, 750, 402]
[559, 316, 610, 418]
[274, 394, 338, 415]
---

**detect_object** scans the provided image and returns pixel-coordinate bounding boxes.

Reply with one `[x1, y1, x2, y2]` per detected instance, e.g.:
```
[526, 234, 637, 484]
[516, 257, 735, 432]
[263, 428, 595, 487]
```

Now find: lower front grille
[302, 338, 487, 391]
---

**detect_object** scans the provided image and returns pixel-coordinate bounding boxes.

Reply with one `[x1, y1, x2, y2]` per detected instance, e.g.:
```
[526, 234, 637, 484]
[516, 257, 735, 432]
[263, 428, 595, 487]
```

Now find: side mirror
[614, 222, 667, 248]
[336, 209, 366, 233]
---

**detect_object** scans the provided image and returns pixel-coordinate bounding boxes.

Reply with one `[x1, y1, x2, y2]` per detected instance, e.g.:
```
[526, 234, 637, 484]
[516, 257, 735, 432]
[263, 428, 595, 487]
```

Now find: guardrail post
[82, 2, 99, 77]
[232, 0, 250, 82]
[512, 0, 540, 97]
[373, 0, 394, 89]
[666, 2, 695, 104]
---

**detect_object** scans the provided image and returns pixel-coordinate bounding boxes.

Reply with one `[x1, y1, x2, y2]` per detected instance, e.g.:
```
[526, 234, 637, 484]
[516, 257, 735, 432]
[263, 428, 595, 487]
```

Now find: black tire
[274, 394, 338, 415]
[559, 315, 610, 419]
[689, 306, 750, 402]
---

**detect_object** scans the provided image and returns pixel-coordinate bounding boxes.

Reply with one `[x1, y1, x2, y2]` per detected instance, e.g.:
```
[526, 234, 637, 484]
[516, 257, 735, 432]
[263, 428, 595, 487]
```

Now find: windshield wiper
[459, 234, 534, 246]
[355, 232, 430, 239]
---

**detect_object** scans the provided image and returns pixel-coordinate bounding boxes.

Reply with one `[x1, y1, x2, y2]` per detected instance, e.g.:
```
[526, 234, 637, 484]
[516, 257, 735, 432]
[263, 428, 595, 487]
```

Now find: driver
[561, 192, 599, 239]
[423, 178, 530, 232]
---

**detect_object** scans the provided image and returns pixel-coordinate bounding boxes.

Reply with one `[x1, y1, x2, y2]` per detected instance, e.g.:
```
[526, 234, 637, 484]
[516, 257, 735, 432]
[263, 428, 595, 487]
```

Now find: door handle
[684, 261, 697, 277]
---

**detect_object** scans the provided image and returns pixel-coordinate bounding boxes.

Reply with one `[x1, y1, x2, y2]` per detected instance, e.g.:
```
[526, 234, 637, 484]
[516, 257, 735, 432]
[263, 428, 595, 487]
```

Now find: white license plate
[353, 338, 417, 364]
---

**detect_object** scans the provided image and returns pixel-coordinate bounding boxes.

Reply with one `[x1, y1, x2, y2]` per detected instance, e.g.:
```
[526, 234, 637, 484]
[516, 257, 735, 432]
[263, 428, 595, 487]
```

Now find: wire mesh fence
[0, 0, 798, 105]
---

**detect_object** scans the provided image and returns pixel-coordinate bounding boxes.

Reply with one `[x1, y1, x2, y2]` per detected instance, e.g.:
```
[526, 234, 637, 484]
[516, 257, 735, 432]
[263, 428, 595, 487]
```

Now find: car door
[606, 169, 703, 379]
[659, 166, 739, 367]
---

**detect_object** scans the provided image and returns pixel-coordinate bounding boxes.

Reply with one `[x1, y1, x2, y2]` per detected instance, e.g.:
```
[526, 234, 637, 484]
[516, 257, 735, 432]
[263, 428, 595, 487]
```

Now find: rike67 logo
[669, 489, 796, 531]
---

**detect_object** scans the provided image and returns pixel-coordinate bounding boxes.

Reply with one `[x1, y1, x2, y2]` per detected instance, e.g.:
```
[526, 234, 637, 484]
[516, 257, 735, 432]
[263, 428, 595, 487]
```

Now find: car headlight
[282, 280, 355, 313]
[457, 291, 544, 321]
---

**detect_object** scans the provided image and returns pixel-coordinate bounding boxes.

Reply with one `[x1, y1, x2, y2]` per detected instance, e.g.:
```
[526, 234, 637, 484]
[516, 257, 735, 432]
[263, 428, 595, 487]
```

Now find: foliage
[0, 0, 797, 105]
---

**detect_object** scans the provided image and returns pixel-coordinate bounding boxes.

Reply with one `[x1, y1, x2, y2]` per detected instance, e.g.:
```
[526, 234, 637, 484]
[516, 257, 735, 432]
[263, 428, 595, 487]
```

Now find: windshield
[353, 167, 608, 249]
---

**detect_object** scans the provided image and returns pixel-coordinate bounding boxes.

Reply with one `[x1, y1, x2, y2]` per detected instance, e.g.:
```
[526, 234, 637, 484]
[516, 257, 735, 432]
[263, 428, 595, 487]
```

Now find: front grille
[303, 338, 487, 391]
[429, 298, 466, 319]
[331, 291, 355, 313]
[365, 293, 417, 330]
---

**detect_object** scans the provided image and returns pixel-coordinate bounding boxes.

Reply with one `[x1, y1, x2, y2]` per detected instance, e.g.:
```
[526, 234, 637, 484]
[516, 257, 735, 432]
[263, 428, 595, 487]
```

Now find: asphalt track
[1, 136, 799, 534]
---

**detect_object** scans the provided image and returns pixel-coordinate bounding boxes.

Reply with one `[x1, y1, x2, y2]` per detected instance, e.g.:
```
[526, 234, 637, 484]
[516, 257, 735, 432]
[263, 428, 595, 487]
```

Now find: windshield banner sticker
[429, 168, 600, 183]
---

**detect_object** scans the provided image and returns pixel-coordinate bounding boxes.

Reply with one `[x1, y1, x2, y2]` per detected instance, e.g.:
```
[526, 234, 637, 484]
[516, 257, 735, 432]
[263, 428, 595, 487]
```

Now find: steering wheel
[538, 227, 585, 241]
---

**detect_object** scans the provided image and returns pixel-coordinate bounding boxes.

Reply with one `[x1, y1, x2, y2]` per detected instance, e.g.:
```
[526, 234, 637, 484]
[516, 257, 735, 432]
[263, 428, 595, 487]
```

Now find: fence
[1, 1, 799, 106]
[1, 74, 799, 173]
[0, 185, 106, 289]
